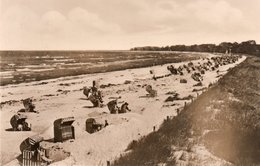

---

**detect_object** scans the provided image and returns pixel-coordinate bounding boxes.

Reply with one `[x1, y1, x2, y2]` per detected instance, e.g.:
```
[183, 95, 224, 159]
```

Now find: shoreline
[0, 51, 206, 86]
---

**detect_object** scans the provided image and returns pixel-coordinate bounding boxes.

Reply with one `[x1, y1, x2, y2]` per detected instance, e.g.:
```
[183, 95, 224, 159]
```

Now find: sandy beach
[0, 53, 246, 166]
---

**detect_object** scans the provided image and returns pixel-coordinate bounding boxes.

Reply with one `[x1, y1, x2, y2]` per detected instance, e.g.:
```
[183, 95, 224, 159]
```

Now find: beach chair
[10, 114, 31, 131]
[21, 135, 51, 166]
[54, 117, 75, 142]
[85, 118, 103, 134]
[23, 98, 36, 112]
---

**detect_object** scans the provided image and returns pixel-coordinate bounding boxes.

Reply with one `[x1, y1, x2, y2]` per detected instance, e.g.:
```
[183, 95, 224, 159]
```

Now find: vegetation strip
[113, 56, 260, 166]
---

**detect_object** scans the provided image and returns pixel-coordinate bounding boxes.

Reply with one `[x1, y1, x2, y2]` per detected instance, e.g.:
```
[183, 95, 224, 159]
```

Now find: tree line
[130, 40, 260, 56]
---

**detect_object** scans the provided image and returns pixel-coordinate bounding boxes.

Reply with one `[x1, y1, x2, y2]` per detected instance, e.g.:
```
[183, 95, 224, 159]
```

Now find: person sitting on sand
[145, 85, 157, 97]
[119, 102, 131, 113]
[37, 147, 52, 164]
[83, 80, 103, 107]
[107, 100, 119, 114]
[23, 98, 36, 112]
[95, 90, 103, 103]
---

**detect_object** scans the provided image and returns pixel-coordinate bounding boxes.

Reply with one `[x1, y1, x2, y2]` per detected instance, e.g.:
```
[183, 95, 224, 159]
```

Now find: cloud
[41, 11, 67, 33]
[0, 4, 41, 48]
[187, 0, 244, 31]
[130, 0, 246, 34]
[0, 4, 121, 49]
[67, 7, 121, 34]
[0, 0, 259, 50]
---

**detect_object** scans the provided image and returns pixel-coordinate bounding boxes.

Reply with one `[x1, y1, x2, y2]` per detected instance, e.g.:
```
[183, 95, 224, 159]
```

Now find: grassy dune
[113, 56, 260, 166]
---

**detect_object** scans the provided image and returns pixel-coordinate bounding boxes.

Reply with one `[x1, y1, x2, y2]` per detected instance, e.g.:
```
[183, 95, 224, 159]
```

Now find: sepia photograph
[0, 0, 260, 165]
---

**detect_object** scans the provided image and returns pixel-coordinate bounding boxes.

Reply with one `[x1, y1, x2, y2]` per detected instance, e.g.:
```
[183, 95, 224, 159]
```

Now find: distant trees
[130, 40, 260, 56]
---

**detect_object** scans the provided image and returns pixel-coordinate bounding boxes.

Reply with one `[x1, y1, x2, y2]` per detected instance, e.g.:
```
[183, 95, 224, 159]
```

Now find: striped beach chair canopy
[54, 117, 75, 127]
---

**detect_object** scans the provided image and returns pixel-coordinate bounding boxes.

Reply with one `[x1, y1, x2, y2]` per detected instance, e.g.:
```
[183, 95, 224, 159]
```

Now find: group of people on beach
[8, 79, 133, 165]
[10, 98, 37, 131]
[167, 54, 241, 84]
[83, 80, 131, 114]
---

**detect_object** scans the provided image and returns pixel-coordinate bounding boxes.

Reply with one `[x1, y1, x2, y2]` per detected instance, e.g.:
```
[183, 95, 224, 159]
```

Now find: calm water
[0, 51, 198, 86]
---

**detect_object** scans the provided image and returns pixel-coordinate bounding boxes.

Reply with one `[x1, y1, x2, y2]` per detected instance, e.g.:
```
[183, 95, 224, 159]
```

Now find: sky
[0, 0, 259, 50]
